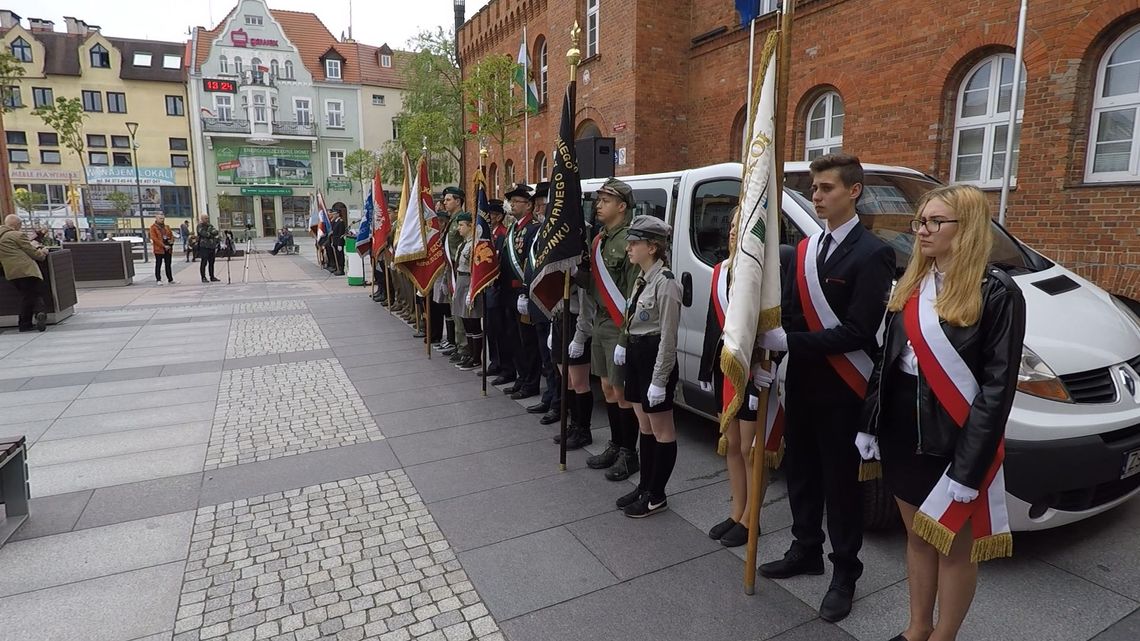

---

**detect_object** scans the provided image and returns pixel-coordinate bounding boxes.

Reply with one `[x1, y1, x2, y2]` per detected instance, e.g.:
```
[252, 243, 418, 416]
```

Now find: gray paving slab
[0, 376, 28, 391]
[90, 364, 166, 381]
[19, 371, 98, 390]
[8, 489, 92, 542]
[430, 468, 622, 552]
[198, 439, 399, 506]
[76, 472, 204, 531]
[2, 419, 54, 447]
[42, 400, 217, 440]
[342, 357, 456, 381]
[336, 346, 430, 368]
[0, 400, 71, 426]
[769, 620, 858, 641]
[565, 509, 723, 581]
[0, 560, 184, 641]
[500, 550, 818, 641]
[62, 385, 217, 418]
[0, 384, 86, 408]
[363, 381, 493, 416]
[220, 353, 281, 370]
[31, 422, 212, 467]
[460, 526, 618, 620]
[79, 371, 221, 398]
[351, 368, 473, 396]
[277, 346, 336, 363]
[0, 361, 114, 379]
[407, 439, 590, 503]
[669, 475, 795, 542]
[1092, 608, 1140, 641]
[373, 396, 527, 437]
[388, 413, 559, 467]
[160, 360, 225, 376]
[30, 443, 207, 497]
[0, 511, 195, 597]
[125, 631, 173, 641]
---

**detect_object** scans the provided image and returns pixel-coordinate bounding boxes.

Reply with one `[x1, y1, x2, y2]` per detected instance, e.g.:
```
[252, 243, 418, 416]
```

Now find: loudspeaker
[575, 137, 616, 180]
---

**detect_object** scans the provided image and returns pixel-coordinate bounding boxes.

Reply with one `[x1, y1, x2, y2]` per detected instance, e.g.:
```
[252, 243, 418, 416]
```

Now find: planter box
[0, 248, 77, 327]
[62, 241, 135, 288]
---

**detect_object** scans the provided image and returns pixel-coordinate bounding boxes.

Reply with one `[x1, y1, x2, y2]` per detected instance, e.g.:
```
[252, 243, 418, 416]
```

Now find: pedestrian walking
[149, 213, 177, 284]
[179, 220, 190, 255]
[859, 184, 1025, 641]
[0, 214, 49, 332]
[196, 214, 221, 283]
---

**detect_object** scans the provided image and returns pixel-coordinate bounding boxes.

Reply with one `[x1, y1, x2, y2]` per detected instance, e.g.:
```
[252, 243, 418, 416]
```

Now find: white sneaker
[155, 280, 164, 286]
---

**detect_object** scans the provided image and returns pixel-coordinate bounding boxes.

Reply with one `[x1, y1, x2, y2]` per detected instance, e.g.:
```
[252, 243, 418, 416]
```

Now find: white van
[581, 162, 1140, 531]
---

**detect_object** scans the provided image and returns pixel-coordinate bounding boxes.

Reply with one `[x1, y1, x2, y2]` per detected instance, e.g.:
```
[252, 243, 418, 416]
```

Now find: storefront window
[162, 186, 192, 218]
[218, 195, 254, 231]
[282, 196, 311, 229]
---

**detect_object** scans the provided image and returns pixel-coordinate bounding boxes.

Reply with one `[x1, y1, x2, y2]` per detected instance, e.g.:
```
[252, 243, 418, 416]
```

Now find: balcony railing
[201, 118, 316, 138]
[241, 69, 276, 88]
[202, 118, 250, 133]
[273, 121, 315, 136]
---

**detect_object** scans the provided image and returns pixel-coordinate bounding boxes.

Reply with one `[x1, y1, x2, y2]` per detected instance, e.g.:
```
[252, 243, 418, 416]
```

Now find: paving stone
[226, 314, 329, 359]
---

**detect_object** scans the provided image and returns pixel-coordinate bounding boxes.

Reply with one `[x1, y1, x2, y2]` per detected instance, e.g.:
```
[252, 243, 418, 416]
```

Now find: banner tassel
[764, 438, 784, 469]
[971, 532, 1013, 563]
[857, 460, 882, 482]
[912, 511, 956, 557]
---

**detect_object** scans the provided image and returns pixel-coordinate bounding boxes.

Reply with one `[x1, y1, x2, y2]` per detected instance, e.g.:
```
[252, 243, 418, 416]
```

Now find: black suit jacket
[782, 222, 895, 405]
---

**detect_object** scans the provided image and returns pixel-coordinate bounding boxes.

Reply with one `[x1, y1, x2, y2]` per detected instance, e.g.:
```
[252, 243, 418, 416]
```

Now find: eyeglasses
[910, 218, 959, 233]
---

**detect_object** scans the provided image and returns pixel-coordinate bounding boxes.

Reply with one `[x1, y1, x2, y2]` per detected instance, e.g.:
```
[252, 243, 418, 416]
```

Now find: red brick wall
[460, 0, 1140, 298]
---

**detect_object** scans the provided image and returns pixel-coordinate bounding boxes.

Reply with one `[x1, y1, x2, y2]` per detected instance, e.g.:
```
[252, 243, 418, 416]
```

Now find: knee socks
[621, 407, 640, 451]
[605, 402, 622, 445]
[575, 390, 594, 430]
[650, 440, 678, 502]
[638, 433, 657, 492]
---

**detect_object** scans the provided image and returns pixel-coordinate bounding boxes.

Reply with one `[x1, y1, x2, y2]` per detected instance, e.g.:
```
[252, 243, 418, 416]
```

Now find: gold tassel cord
[971, 533, 1014, 563]
[717, 436, 729, 457]
[756, 306, 782, 335]
[763, 439, 784, 470]
[717, 348, 749, 451]
[912, 511, 956, 557]
[858, 460, 882, 482]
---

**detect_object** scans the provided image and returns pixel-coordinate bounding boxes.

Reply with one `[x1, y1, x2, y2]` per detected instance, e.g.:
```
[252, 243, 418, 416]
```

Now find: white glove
[647, 383, 667, 407]
[748, 394, 759, 411]
[757, 327, 788, 352]
[699, 380, 713, 393]
[613, 345, 626, 366]
[547, 333, 552, 350]
[568, 339, 585, 359]
[947, 479, 979, 503]
[750, 363, 776, 389]
[855, 432, 880, 461]
[516, 295, 528, 315]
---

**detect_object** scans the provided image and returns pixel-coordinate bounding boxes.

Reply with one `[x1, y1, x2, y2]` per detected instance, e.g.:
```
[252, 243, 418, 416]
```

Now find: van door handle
[681, 272, 693, 307]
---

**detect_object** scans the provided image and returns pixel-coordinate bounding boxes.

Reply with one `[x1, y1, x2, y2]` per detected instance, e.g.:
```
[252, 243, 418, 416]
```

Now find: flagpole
[476, 147, 488, 396]
[743, 0, 793, 597]
[998, 0, 1027, 227]
[743, 17, 756, 159]
[523, 24, 530, 184]
[557, 23, 583, 472]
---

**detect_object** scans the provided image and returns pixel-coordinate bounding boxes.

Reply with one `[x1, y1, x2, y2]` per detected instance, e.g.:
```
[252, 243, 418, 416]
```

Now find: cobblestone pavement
[226, 314, 330, 359]
[205, 359, 382, 469]
[236, 300, 309, 314]
[174, 472, 504, 641]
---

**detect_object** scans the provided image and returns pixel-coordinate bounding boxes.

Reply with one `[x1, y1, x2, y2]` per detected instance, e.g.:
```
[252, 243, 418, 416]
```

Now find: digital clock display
[202, 79, 237, 93]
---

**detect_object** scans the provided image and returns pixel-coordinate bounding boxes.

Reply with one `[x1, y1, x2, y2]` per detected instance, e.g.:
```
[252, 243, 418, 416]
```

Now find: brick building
[458, 0, 1140, 299]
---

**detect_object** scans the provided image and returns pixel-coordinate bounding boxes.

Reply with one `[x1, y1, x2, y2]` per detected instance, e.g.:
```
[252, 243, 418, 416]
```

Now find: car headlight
[1017, 346, 1072, 403]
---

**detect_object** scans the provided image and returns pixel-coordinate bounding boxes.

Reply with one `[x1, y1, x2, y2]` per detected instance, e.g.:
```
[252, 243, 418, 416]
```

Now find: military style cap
[455, 212, 472, 223]
[598, 178, 635, 209]
[482, 199, 505, 215]
[442, 186, 466, 200]
[626, 216, 672, 243]
[504, 182, 533, 200]
[532, 181, 550, 201]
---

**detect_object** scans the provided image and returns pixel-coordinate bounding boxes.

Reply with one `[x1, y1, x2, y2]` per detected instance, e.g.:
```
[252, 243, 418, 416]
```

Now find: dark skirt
[879, 371, 952, 507]
[623, 334, 679, 414]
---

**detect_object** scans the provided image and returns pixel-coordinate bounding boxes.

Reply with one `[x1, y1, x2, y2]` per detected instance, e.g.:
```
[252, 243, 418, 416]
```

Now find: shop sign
[215, 144, 313, 186]
[85, 167, 177, 186]
[241, 186, 294, 196]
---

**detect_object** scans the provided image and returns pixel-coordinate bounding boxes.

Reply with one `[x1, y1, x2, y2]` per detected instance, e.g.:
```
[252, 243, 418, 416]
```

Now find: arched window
[535, 152, 548, 181]
[10, 37, 32, 63]
[804, 91, 844, 160]
[283, 60, 294, 79]
[951, 53, 1025, 186]
[505, 159, 515, 186]
[270, 59, 279, 79]
[537, 38, 548, 104]
[234, 56, 243, 75]
[576, 119, 602, 140]
[219, 55, 229, 74]
[1087, 26, 1140, 182]
[729, 105, 747, 162]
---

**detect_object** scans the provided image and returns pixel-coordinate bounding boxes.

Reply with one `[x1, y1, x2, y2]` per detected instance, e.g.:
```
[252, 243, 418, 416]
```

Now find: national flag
[356, 189, 374, 256]
[515, 36, 540, 114]
[393, 155, 446, 294]
[736, 0, 764, 27]
[718, 31, 782, 435]
[372, 169, 391, 261]
[316, 190, 331, 242]
[468, 168, 499, 307]
[394, 151, 411, 235]
[308, 194, 319, 233]
[528, 81, 586, 317]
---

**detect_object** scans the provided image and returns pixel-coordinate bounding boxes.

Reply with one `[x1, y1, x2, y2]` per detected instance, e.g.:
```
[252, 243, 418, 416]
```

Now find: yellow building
[0, 12, 195, 236]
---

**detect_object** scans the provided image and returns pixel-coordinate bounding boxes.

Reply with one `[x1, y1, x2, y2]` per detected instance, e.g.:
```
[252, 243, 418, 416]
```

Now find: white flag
[393, 157, 430, 264]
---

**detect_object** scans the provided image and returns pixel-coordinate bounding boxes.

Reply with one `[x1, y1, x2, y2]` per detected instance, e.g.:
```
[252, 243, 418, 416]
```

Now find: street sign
[240, 186, 294, 196]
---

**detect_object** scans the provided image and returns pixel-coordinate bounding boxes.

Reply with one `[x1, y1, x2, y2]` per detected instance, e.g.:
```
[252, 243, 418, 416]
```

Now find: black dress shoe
[720, 523, 749, 547]
[758, 548, 825, 579]
[539, 410, 559, 425]
[511, 387, 538, 400]
[502, 384, 521, 395]
[708, 518, 736, 540]
[491, 375, 515, 386]
[479, 367, 502, 377]
[526, 402, 550, 414]
[587, 442, 620, 469]
[819, 583, 855, 622]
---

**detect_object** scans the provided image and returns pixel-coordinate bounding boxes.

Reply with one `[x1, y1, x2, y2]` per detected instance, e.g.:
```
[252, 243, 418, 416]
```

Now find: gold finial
[567, 21, 581, 82]
[479, 147, 488, 160]
[421, 136, 428, 155]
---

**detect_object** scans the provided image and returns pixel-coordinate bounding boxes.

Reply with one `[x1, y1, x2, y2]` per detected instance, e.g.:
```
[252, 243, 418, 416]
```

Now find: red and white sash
[592, 233, 628, 326]
[905, 270, 1011, 562]
[795, 235, 874, 398]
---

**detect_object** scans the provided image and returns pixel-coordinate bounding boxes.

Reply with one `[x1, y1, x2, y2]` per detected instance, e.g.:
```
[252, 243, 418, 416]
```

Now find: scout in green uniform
[438, 187, 468, 360]
[574, 178, 641, 481]
[452, 212, 483, 371]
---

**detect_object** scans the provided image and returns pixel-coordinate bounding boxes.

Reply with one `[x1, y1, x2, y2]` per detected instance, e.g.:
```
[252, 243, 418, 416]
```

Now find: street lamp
[125, 121, 149, 262]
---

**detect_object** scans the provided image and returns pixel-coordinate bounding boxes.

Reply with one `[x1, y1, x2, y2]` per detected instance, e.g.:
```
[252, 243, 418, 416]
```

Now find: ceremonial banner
[529, 81, 586, 317]
[468, 169, 499, 306]
[372, 169, 392, 261]
[316, 190, 331, 243]
[356, 190, 374, 256]
[393, 156, 446, 294]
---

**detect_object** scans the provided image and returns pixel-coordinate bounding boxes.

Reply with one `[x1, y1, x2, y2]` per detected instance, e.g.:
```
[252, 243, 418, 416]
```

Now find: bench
[281, 244, 300, 255]
[0, 437, 28, 547]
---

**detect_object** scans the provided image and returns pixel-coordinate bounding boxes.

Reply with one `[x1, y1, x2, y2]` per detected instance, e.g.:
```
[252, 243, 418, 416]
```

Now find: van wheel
[862, 478, 899, 530]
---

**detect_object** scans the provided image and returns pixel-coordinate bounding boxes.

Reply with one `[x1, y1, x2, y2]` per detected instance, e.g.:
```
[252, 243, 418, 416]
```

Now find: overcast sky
[5, 0, 493, 49]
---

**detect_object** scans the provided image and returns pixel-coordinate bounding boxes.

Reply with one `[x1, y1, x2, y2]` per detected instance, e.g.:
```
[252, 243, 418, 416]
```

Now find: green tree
[12, 187, 44, 223]
[345, 148, 380, 198]
[0, 51, 27, 218]
[33, 96, 90, 224]
[463, 54, 519, 196]
[107, 190, 131, 217]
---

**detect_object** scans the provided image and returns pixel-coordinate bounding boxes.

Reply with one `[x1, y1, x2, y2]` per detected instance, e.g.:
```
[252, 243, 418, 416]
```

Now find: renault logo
[1121, 367, 1137, 397]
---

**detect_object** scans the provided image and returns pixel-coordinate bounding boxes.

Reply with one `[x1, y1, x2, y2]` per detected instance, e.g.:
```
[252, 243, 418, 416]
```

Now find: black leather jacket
[861, 266, 1026, 490]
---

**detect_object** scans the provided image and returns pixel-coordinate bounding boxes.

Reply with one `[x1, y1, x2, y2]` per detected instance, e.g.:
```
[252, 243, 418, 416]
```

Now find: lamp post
[125, 121, 149, 262]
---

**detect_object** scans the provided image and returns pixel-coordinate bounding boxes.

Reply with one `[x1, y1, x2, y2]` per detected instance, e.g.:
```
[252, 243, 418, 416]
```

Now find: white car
[581, 162, 1140, 531]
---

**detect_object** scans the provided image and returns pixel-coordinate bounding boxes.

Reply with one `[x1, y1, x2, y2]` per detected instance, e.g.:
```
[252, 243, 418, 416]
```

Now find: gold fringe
[912, 511, 955, 557]
[757, 306, 782, 334]
[971, 532, 1013, 563]
[716, 435, 728, 457]
[718, 347, 749, 444]
[764, 441, 784, 469]
[857, 460, 882, 482]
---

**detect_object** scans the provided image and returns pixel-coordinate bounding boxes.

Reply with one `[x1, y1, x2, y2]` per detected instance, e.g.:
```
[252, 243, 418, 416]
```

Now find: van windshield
[783, 171, 1050, 274]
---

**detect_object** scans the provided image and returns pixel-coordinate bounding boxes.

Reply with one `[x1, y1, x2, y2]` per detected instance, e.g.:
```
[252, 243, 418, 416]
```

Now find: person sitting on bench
[270, 227, 294, 255]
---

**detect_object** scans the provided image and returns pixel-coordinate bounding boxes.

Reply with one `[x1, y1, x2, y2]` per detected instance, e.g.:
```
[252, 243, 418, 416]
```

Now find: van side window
[691, 179, 739, 267]
[779, 212, 806, 248]
[630, 188, 669, 221]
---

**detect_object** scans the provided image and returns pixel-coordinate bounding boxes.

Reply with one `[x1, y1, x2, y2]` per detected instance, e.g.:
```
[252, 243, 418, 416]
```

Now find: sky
[5, 0, 494, 49]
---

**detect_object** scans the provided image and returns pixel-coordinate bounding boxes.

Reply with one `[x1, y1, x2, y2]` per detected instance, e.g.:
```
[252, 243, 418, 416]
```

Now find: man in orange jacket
[149, 213, 177, 284]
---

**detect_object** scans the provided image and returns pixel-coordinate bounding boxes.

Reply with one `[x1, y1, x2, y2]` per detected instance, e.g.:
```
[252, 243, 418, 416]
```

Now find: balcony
[241, 69, 276, 88]
[202, 118, 250, 134]
[273, 121, 316, 137]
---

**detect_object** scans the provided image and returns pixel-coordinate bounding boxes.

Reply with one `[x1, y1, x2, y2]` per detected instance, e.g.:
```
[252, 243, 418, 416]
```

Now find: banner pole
[425, 296, 432, 360]
[744, 370, 773, 595]
[481, 296, 488, 396]
[558, 271, 571, 470]
[998, 0, 1028, 226]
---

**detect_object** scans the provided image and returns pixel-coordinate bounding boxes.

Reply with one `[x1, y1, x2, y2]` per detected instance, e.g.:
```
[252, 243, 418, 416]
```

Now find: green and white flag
[515, 36, 540, 114]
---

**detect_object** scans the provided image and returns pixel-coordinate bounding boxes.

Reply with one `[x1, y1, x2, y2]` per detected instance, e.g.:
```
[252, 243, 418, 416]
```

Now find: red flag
[372, 169, 391, 261]
[467, 168, 499, 307]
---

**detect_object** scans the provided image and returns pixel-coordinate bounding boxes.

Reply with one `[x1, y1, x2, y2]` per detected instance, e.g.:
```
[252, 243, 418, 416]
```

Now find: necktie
[817, 233, 832, 270]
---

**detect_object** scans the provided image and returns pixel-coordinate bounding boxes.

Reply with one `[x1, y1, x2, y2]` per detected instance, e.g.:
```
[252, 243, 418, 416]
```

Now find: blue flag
[736, 0, 762, 27]
[356, 190, 374, 256]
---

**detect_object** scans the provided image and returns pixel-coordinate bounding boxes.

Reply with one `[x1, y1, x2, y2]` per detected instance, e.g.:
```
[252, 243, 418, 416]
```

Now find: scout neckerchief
[905, 269, 1011, 562]
[592, 226, 629, 326]
[795, 232, 874, 398]
[712, 260, 785, 468]
[506, 212, 531, 282]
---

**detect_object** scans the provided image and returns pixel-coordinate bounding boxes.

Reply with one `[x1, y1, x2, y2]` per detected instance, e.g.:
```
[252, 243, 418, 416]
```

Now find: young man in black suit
[755, 153, 895, 622]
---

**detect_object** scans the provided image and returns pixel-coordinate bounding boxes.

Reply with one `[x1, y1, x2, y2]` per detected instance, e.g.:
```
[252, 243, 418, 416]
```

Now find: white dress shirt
[820, 214, 862, 262]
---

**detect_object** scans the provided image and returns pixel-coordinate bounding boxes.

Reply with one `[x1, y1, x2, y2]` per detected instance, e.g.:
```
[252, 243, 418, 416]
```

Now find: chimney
[27, 17, 54, 33]
[0, 10, 21, 30]
[63, 16, 89, 35]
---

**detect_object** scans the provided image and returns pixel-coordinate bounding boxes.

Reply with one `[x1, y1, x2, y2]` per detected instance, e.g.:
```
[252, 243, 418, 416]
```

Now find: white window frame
[162, 54, 181, 69]
[537, 153, 548, 181]
[392, 118, 399, 140]
[219, 55, 229, 74]
[325, 100, 344, 128]
[245, 15, 263, 26]
[133, 52, 152, 67]
[215, 94, 233, 121]
[270, 59, 279, 78]
[252, 93, 268, 123]
[329, 149, 346, 177]
[586, 0, 599, 58]
[761, 0, 780, 14]
[234, 57, 243, 74]
[539, 41, 548, 104]
[326, 59, 342, 80]
[372, 94, 385, 106]
[804, 91, 844, 160]
[380, 54, 392, 68]
[1086, 25, 1140, 183]
[294, 98, 311, 126]
[283, 60, 294, 79]
[950, 53, 1025, 188]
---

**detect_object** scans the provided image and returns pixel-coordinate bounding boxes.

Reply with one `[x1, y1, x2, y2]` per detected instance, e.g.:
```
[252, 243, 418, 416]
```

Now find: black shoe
[615, 487, 643, 509]
[604, 447, 639, 481]
[210, 277, 221, 282]
[503, 384, 521, 395]
[511, 387, 538, 400]
[623, 494, 667, 518]
[526, 402, 550, 414]
[202, 277, 209, 283]
[491, 375, 515, 386]
[441, 347, 457, 356]
[819, 583, 855, 622]
[18, 327, 34, 333]
[480, 367, 502, 378]
[758, 548, 825, 579]
[720, 523, 749, 548]
[539, 410, 559, 425]
[334, 271, 345, 276]
[708, 518, 736, 540]
[412, 330, 426, 339]
[34, 312, 47, 332]
[564, 427, 593, 450]
[449, 351, 467, 364]
[457, 358, 479, 371]
[587, 442, 620, 469]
